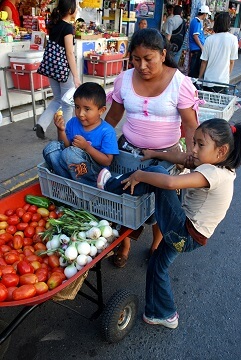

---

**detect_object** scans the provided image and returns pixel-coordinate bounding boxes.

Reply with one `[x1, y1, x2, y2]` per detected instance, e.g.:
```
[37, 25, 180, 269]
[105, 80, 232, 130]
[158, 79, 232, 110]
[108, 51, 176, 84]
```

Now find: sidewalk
[1, 54, 241, 198]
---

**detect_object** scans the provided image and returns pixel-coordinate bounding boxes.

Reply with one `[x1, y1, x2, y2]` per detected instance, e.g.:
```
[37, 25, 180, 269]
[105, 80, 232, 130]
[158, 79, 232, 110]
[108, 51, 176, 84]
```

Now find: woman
[36, 0, 81, 139]
[0, 0, 21, 26]
[105, 28, 199, 268]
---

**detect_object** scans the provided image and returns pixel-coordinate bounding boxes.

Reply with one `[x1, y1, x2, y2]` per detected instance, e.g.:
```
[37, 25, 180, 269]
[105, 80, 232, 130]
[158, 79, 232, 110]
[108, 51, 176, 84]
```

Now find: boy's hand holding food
[54, 110, 65, 131]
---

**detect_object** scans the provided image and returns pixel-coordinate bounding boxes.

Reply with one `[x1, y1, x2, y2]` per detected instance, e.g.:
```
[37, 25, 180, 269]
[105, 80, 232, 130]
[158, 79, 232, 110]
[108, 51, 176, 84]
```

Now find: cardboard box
[87, 53, 123, 76]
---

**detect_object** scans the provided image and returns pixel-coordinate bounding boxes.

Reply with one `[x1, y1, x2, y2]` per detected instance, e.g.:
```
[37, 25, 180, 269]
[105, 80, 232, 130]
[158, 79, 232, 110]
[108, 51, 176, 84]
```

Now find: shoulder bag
[170, 20, 187, 52]
[37, 23, 70, 82]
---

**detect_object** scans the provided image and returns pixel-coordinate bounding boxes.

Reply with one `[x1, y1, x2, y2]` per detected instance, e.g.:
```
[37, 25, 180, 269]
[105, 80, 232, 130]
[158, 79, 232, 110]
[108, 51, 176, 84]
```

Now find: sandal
[113, 252, 129, 268]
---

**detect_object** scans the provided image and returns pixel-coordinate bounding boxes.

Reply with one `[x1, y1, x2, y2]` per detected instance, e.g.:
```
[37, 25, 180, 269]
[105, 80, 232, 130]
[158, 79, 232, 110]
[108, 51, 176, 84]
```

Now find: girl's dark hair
[198, 118, 241, 169]
[213, 12, 231, 33]
[73, 82, 106, 108]
[49, 0, 76, 26]
[129, 28, 177, 68]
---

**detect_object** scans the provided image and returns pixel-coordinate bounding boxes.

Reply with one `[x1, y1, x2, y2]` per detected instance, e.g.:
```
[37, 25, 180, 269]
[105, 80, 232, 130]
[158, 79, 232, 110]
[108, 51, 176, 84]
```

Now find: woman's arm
[105, 100, 125, 128]
[199, 60, 208, 79]
[1, 6, 12, 21]
[178, 107, 198, 152]
[64, 34, 81, 88]
[141, 149, 188, 165]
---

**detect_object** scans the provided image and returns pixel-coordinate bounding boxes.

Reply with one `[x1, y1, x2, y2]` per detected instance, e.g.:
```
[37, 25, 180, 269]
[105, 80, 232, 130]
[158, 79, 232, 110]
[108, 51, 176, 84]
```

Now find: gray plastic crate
[37, 151, 173, 229]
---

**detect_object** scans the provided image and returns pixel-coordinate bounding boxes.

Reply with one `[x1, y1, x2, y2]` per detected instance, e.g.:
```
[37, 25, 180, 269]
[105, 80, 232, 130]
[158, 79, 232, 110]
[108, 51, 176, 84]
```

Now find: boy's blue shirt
[65, 117, 119, 155]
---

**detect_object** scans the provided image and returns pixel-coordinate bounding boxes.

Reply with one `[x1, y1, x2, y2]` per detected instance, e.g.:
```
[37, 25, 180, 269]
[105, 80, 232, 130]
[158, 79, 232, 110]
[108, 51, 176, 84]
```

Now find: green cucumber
[25, 195, 51, 208]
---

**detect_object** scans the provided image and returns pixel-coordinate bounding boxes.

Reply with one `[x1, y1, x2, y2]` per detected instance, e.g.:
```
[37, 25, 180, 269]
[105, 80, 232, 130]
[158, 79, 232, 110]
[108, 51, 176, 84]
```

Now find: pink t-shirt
[111, 68, 198, 149]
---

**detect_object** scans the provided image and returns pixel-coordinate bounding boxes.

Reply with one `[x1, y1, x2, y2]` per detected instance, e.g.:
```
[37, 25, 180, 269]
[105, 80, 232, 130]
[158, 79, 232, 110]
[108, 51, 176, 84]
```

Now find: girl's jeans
[105, 165, 202, 320]
[43, 140, 103, 187]
[37, 76, 74, 132]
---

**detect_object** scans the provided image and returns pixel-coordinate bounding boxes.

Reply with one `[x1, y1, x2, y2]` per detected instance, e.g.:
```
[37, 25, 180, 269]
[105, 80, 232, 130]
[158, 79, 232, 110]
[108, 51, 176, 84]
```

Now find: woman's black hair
[49, 0, 76, 26]
[198, 118, 241, 169]
[129, 28, 177, 68]
[73, 82, 106, 109]
[213, 12, 231, 33]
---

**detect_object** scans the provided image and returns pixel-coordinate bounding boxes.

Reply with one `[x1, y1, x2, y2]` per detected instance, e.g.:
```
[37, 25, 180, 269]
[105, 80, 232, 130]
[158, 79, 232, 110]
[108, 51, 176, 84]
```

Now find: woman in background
[36, 0, 81, 139]
[0, 0, 21, 26]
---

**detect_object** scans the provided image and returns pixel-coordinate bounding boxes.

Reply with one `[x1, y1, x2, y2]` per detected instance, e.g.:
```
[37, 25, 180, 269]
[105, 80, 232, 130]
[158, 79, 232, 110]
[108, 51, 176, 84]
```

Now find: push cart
[192, 79, 238, 123]
[0, 182, 142, 352]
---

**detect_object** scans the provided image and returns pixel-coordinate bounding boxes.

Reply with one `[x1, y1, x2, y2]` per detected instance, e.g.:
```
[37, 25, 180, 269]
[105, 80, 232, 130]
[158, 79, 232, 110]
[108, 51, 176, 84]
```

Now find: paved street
[1, 79, 241, 359]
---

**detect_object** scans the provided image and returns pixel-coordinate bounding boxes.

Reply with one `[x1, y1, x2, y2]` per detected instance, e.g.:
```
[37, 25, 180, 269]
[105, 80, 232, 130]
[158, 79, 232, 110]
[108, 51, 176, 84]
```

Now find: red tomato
[32, 234, 43, 243]
[0, 233, 13, 244]
[48, 204, 56, 211]
[31, 260, 42, 271]
[16, 222, 28, 231]
[25, 254, 43, 263]
[7, 214, 20, 226]
[4, 252, 20, 265]
[17, 260, 34, 275]
[22, 212, 32, 223]
[24, 226, 35, 238]
[34, 242, 47, 251]
[31, 213, 42, 222]
[0, 265, 16, 275]
[15, 208, 26, 218]
[0, 258, 7, 266]
[19, 273, 38, 285]
[5, 286, 18, 301]
[12, 284, 37, 301]
[48, 211, 58, 219]
[1, 273, 19, 287]
[34, 282, 49, 295]
[6, 225, 17, 235]
[35, 226, 45, 235]
[29, 221, 38, 228]
[35, 268, 48, 282]
[23, 248, 35, 257]
[47, 272, 64, 289]
[37, 208, 49, 217]
[48, 254, 60, 269]
[23, 237, 33, 246]
[38, 219, 46, 228]
[28, 205, 38, 213]
[0, 244, 12, 253]
[13, 235, 24, 250]
[0, 283, 8, 302]
[23, 204, 30, 211]
[5, 209, 15, 217]
[0, 214, 8, 222]
[14, 231, 24, 238]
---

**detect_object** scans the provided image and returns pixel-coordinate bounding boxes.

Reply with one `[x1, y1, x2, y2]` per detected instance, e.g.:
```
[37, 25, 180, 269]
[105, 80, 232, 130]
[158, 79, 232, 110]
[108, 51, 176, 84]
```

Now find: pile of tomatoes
[0, 201, 67, 303]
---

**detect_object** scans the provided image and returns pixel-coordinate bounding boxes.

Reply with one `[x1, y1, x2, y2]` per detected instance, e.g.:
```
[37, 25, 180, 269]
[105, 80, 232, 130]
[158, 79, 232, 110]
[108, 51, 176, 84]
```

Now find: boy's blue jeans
[105, 165, 202, 320]
[43, 140, 103, 187]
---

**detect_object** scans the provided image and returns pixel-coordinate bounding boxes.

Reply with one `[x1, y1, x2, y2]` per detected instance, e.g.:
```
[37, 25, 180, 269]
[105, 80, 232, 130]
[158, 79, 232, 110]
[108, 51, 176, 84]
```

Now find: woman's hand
[141, 149, 154, 161]
[183, 154, 196, 169]
[121, 170, 142, 195]
[73, 76, 81, 88]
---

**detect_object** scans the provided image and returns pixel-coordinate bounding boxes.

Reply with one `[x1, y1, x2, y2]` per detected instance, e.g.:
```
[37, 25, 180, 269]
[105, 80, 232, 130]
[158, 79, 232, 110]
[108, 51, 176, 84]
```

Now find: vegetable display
[0, 195, 119, 303]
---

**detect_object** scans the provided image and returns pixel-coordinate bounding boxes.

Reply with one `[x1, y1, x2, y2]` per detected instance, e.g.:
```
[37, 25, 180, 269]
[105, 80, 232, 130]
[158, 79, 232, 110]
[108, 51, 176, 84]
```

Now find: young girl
[97, 118, 241, 329]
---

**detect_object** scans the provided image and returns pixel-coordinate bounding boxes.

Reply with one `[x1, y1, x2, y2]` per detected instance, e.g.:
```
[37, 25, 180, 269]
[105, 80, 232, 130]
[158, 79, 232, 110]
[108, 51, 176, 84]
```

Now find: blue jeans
[105, 165, 202, 319]
[43, 140, 103, 187]
[37, 76, 74, 132]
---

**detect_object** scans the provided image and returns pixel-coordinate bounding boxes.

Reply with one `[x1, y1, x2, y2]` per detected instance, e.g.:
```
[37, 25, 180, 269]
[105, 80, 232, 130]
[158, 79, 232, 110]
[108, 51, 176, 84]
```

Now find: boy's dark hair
[73, 82, 106, 108]
[199, 118, 241, 169]
[173, 5, 183, 16]
[129, 28, 177, 68]
[213, 12, 231, 33]
[49, 0, 76, 26]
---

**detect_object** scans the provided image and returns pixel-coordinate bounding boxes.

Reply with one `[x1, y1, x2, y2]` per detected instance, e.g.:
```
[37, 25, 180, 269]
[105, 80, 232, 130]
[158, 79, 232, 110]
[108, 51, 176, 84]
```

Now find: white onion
[89, 245, 98, 257]
[98, 225, 113, 238]
[98, 219, 109, 226]
[86, 227, 101, 239]
[78, 231, 86, 239]
[95, 238, 106, 250]
[64, 264, 78, 278]
[86, 255, 93, 264]
[65, 245, 78, 261]
[77, 241, 91, 255]
[50, 235, 61, 249]
[77, 254, 88, 266]
[112, 229, 119, 238]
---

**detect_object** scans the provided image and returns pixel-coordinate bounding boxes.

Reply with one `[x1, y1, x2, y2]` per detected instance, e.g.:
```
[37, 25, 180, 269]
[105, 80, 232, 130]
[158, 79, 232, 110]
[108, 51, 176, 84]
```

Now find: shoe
[97, 168, 111, 189]
[113, 253, 129, 268]
[143, 312, 179, 329]
[36, 124, 45, 139]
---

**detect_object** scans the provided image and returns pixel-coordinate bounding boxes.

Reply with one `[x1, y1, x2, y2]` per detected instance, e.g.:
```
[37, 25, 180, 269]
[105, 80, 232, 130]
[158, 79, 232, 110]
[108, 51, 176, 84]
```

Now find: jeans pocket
[165, 231, 187, 253]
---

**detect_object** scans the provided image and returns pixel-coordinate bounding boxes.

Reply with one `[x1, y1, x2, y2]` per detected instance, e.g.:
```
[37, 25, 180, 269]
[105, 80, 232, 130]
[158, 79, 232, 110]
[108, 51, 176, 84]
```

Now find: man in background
[188, 5, 211, 78]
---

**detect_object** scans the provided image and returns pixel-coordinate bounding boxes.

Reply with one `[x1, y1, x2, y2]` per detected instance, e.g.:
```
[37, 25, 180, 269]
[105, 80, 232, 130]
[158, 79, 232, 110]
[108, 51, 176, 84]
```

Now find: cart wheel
[101, 289, 139, 343]
[0, 320, 11, 356]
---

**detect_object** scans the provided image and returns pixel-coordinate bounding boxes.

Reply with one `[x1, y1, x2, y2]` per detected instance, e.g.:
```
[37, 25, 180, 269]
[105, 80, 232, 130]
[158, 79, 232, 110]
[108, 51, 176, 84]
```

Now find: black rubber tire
[101, 289, 139, 343]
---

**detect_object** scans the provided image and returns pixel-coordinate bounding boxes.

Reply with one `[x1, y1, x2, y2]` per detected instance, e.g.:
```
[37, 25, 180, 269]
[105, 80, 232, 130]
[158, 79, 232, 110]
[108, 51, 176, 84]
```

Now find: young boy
[43, 82, 119, 187]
